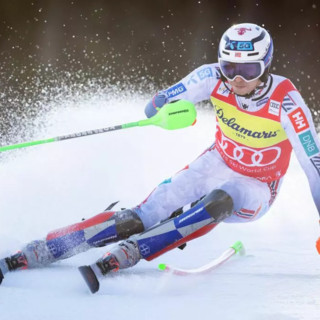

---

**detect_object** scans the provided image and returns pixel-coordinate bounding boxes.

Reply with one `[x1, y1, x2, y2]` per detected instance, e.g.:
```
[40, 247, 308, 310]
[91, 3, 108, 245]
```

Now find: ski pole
[0, 100, 197, 152]
[158, 241, 244, 275]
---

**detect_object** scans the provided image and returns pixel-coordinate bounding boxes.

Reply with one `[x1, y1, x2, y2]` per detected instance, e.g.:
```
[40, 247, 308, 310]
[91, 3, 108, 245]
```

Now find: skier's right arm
[144, 63, 221, 118]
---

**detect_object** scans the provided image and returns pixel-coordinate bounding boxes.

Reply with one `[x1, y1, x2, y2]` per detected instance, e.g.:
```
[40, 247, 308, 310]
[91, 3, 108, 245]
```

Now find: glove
[316, 237, 320, 254]
[144, 92, 168, 118]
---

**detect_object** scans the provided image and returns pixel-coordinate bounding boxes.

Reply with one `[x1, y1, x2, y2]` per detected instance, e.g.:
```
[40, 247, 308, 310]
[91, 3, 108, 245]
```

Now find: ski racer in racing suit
[1, 23, 320, 290]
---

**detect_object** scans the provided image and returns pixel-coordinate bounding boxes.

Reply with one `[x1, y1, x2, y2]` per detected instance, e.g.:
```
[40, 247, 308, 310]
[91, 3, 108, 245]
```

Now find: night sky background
[0, 0, 319, 136]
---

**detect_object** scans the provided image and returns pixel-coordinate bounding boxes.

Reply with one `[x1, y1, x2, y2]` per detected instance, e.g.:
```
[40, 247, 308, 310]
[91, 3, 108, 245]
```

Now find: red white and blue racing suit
[135, 63, 320, 229]
[30, 64, 320, 266]
[3, 64, 319, 273]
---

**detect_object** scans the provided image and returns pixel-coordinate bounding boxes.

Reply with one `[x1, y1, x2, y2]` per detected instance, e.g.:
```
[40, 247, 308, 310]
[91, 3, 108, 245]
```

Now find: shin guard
[134, 189, 233, 261]
[16, 209, 144, 268]
[45, 209, 144, 261]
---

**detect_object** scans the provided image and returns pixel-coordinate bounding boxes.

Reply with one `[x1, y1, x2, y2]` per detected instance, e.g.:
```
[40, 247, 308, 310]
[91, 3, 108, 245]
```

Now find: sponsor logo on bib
[268, 100, 281, 116]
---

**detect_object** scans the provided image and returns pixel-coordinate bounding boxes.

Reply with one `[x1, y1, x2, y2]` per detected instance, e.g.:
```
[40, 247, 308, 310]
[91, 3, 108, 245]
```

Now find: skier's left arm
[281, 90, 320, 252]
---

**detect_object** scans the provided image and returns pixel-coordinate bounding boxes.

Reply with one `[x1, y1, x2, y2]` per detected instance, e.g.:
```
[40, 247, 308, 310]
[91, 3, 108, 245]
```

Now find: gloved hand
[145, 92, 168, 118]
[316, 237, 320, 254]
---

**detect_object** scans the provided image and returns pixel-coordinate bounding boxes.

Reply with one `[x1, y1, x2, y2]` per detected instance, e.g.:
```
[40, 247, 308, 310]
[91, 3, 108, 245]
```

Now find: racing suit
[136, 63, 320, 228]
[1, 64, 320, 279]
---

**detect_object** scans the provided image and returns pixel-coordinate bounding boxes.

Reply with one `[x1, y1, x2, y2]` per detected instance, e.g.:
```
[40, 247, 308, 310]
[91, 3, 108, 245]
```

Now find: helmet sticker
[235, 27, 252, 35]
[225, 40, 254, 51]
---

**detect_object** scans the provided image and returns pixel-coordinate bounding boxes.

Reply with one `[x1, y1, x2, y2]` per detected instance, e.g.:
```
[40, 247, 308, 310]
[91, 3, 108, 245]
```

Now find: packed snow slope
[0, 93, 319, 320]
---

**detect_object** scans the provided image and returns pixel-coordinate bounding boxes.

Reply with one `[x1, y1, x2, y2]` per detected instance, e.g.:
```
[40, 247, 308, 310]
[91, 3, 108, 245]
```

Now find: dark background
[0, 0, 319, 140]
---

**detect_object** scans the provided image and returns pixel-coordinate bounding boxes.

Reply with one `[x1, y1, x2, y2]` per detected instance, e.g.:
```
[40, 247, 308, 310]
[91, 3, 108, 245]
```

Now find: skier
[1, 23, 320, 291]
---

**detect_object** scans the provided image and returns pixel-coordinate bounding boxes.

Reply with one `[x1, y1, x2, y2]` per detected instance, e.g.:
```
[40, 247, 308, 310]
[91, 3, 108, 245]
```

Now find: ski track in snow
[0, 95, 319, 320]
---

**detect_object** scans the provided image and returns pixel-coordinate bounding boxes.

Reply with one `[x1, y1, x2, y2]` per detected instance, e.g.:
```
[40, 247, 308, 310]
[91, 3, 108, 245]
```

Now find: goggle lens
[219, 60, 264, 82]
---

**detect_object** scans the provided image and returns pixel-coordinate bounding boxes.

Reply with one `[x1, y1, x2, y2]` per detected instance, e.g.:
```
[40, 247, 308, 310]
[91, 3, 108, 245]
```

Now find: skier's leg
[84, 188, 234, 278]
[0, 145, 225, 281]
[0, 146, 218, 280]
[85, 168, 279, 279]
[136, 145, 282, 226]
[134, 145, 229, 228]
[0, 209, 145, 277]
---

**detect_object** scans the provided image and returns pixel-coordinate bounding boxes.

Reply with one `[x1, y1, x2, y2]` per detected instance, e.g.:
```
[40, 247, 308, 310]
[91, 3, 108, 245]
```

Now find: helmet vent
[248, 52, 259, 56]
[222, 51, 230, 55]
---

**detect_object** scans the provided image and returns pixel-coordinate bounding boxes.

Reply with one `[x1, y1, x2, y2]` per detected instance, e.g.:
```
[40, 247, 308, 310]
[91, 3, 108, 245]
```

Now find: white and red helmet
[218, 23, 273, 82]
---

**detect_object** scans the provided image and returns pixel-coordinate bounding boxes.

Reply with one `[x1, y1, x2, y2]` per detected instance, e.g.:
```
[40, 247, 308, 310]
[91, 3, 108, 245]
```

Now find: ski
[158, 240, 244, 275]
[78, 265, 100, 294]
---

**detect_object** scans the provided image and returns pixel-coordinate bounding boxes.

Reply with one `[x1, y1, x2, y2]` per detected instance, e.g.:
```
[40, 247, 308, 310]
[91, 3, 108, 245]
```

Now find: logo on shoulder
[187, 75, 198, 85]
[268, 100, 281, 116]
[197, 67, 213, 80]
[288, 107, 309, 133]
[166, 83, 187, 98]
[299, 130, 319, 157]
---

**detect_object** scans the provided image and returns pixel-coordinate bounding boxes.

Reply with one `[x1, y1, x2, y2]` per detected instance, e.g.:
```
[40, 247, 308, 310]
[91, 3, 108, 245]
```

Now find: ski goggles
[219, 59, 265, 82]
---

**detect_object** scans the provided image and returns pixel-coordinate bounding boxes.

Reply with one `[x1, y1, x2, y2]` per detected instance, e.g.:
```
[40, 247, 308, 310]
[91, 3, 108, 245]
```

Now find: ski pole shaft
[0, 100, 197, 152]
[158, 240, 244, 275]
[0, 123, 138, 152]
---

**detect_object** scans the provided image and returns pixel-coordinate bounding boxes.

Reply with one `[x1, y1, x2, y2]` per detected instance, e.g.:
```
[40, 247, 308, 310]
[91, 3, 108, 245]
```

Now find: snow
[0, 95, 319, 320]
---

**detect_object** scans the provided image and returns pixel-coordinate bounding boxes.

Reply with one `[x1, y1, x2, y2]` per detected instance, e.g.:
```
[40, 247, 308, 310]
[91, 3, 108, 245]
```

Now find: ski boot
[79, 239, 140, 293]
[5, 251, 28, 271]
[0, 251, 29, 284]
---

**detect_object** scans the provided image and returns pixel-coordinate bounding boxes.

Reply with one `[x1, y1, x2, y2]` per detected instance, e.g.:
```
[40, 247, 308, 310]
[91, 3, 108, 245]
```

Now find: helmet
[218, 23, 273, 82]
